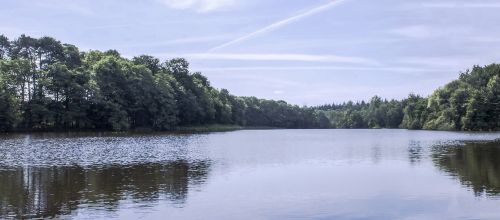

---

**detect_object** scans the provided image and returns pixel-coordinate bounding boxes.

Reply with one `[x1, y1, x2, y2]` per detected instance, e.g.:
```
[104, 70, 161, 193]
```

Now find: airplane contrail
[208, 0, 349, 52]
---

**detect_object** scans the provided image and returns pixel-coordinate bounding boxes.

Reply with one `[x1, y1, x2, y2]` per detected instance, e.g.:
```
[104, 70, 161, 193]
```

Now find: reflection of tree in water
[0, 160, 211, 219]
[408, 140, 423, 165]
[432, 141, 500, 196]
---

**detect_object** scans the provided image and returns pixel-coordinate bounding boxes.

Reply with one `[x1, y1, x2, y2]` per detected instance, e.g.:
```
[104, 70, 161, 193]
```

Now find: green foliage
[319, 98, 403, 129]
[132, 55, 161, 75]
[151, 70, 178, 130]
[0, 67, 17, 131]
[400, 94, 427, 129]
[0, 34, 499, 132]
[0, 35, 10, 60]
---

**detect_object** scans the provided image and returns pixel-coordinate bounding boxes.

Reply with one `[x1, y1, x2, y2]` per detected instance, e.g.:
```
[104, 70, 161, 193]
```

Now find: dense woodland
[0, 35, 499, 132]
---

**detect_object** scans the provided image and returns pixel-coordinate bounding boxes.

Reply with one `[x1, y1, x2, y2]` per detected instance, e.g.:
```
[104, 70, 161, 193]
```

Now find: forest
[0, 34, 499, 132]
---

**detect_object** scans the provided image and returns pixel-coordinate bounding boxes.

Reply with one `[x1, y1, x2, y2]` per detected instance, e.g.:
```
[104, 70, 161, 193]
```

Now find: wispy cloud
[208, 0, 349, 51]
[422, 2, 500, 8]
[158, 0, 236, 12]
[196, 65, 449, 74]
[154, 53, 377, 65]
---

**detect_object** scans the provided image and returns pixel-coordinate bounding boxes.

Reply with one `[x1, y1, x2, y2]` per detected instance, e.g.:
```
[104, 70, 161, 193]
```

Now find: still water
[1, 129, 500, 219]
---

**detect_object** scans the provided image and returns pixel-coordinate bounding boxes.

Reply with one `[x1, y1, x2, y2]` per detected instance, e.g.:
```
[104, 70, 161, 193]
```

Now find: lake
[1, 129, 500, 219]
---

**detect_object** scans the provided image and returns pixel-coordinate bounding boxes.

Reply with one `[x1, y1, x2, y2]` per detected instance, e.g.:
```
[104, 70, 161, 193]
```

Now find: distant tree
[133, 55, 161, 75]
[401, 94, 427, 129]
[0, 62, 18, 131]
[0, 35, 10, 59]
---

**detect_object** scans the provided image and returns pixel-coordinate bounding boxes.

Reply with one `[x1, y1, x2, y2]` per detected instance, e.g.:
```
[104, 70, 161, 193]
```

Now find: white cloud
[208, 0, 349, 51]
[154, 53, 378, 65]
[159, 0, 236, 12]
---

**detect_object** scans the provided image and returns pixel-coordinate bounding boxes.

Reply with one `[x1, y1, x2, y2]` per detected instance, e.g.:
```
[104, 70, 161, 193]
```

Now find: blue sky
[2, 0, 500, 105]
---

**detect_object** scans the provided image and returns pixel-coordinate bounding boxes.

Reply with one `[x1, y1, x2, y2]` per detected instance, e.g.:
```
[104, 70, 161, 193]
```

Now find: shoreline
[0, 125, 278, 137]
[1, 127, 500, 137]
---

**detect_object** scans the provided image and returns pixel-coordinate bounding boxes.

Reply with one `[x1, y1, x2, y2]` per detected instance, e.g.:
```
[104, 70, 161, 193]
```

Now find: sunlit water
[1, 129, 500, 219]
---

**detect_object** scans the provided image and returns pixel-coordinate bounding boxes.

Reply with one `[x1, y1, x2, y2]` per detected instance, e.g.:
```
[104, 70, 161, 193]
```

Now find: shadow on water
[0, 161, 211, 219]
[431, 141, 500, 197]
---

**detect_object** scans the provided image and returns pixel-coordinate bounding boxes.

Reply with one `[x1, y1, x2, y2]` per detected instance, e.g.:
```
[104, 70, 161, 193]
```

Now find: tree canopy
[0, 34, 499, 132]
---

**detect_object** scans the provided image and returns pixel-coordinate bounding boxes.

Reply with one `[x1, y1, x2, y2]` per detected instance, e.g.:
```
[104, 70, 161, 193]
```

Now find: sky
[2, 0, 500, 105]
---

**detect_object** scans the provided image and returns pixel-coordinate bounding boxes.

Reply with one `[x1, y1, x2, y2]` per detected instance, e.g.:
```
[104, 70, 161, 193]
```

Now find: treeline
[0, 34, 323, 131]
[314, 64, 500, 131]
[0, 34, 499, 132]
[315, 97, 404, 129]
[423, 65, 500, 130]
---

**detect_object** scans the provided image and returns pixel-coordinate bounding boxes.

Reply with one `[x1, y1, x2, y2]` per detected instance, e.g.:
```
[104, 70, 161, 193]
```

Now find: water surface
[1, 129, 500, 219]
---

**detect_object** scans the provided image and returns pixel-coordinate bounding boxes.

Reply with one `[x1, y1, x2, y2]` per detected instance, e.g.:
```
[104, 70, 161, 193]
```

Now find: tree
[62, 44, 82, 69]
[133, 55, 161, 75]
[93, 56, 131, 131]
[462, 91, 489, 131]
[401, 94, 427, 129]
[46, 63, 90, 129]
[0, 85, 17, 131]
[0, 35, 10, 60]
[486, 75, 500, 129]
[0, 63, 18, 131]
[151, 70, 178, 129]
[316, 111, 331, 128]
[367, 96, 384, 128]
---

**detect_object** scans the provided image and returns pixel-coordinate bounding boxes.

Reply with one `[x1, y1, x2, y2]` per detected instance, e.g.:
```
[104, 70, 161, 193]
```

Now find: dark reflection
[0, 132, 199, 143]
[0, 161, 211, 219]
[432, 141, 500, 196]
[408, 140, 423, 165]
